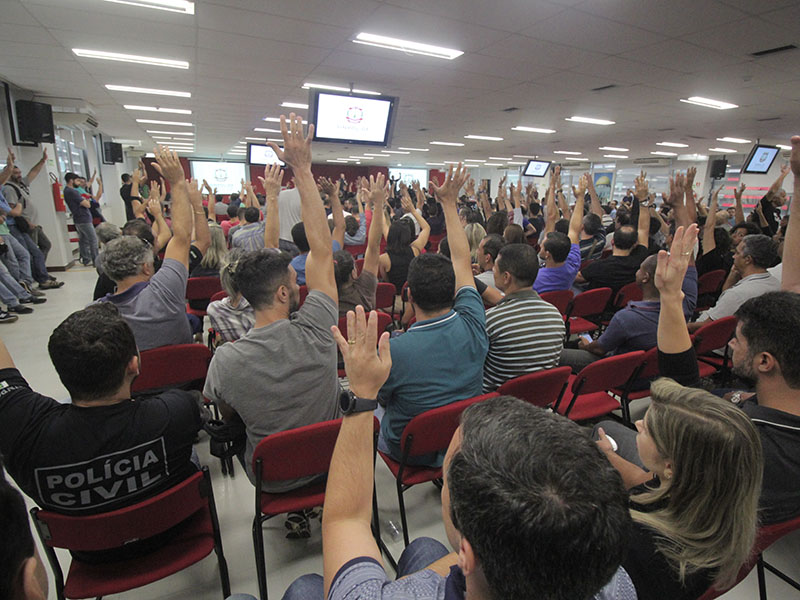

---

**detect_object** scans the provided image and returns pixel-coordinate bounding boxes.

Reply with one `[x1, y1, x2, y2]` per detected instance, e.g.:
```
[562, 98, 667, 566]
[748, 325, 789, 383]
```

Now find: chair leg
[757, 554, 767, 600]
[252, 516, 269, 600]
[762, 560, 800, 592]
[216, 546, 232, 598]
[396, 480, 410, 547]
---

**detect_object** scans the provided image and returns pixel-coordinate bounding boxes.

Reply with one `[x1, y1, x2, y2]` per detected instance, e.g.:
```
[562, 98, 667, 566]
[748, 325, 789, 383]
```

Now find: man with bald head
[560, 253, 697, 372]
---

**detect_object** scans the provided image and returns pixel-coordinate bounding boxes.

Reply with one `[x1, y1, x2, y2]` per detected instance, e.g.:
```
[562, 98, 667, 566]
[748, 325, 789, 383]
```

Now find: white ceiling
[1, 0, 799, 167]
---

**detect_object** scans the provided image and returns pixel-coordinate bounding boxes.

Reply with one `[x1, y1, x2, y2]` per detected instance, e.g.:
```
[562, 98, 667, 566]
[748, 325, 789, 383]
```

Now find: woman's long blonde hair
[200, 224, 228, 270]
[632, 378, 763, 587]
[464, 222, 487, 263]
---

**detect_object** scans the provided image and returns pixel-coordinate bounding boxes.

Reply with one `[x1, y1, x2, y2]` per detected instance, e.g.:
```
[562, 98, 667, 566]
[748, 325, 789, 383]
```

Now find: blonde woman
[464, 222, 486, 263]
[206, 249, 254, 345]
[597, 225, 763, 599]
[191, 224, 227, 278]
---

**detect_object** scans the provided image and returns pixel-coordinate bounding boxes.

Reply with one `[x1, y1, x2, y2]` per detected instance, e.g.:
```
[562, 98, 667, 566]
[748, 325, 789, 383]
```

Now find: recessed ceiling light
[680, 96, 738, 110]
[512, 126, 556, 134]
[507, 161, 526, 165]
[162, 140, 194, 145]
[777, 144, 792, 150]
[263, 117, 306, 123]
[656, 142, 689, 148]
[124, 105, 192, 114]
[483, 163, 503, 166]
[716, 137, 751, 144]
[266, 138, 284, 142]
[603, 154, 628, 159]
[553, 150, 582, 155]
[489, 156, 512, 161]
[302, 83, 380, 96]
[102, 0, 195, 15]
[254, 128, 280, 133]
[430, 141, 464, 146]
[327, 159, 348, 163]
[72, 48, 189, 69]
[513, 154, 538, 159]
[443, 161, 461, 164]
[398, 147, 429, 152]
[353, 32, 463, 60]
[464, 135, 503, 141]
[106, 84, 190, 97]
[245, 137, 266, 141]
[350, 156, 374, 160]
[136, 118, 193, 126]
[708, 147, 737, 153]
[150, 135, 174, 140]
[382, 150, 410, 154]
[426, 162, 445, 166]
[565, 116, 615, 125]
[281, 102, 309, 109]
[364, 153, 387, 157]
[146, 130, 194, 136]
[651, 151, 677, 156]
[464, 159, 486, 162]
[599, 146, 629, 152]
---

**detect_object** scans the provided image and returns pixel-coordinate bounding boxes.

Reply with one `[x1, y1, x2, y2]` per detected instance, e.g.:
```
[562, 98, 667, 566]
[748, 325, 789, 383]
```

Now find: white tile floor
[4, 267, 799, 600]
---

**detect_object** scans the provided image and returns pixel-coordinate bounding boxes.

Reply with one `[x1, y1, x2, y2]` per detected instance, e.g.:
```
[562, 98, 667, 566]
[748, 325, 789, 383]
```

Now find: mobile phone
[580, 334, 593, 344]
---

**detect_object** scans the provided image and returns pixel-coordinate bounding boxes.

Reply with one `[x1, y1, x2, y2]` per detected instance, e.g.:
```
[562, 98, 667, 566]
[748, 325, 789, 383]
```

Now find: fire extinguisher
[50, 172, 65, 212]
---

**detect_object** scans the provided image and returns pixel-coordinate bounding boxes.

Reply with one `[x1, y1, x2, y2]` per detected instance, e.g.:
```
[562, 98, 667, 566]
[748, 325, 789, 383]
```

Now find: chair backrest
[185, 277, 223, 301]
[375, 282, 397, 310]
[697, 269, 727, 296]
[539, 290, 574, 315]
[612, 282, 643, 310]
[569, 287, 613, 318]
[400, 393, 499, 457]
[298, 285, 308, 308]
[580, 258, 595, 271]
[571, 351, 645, 395]
[210, 290, 228, 303]
[635, 345, 661, 380]
[131, 344, 212, 393]
[400, 281, 410, 302]
[337, 312, 393, 338]
[30, 470, 209, 552]
[355, 258, 365, 275]
[497, 367, 571, 408]
[345, 243, 367, 258]
[693, 316, 737, 356]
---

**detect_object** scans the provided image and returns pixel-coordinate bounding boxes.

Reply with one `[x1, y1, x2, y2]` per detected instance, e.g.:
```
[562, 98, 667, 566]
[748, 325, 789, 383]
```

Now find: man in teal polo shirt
[378, 164, 488, 467]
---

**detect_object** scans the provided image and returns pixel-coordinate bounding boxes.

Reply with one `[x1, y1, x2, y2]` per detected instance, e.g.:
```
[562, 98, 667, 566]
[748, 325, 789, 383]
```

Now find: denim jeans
[30, 225, 51, 260]
[9, 224, 49, 282]
[281, 537, 450, 600]
[0, 260, 30, 307]
[0, 233, 33, 284]
[74, 222, 99, 265]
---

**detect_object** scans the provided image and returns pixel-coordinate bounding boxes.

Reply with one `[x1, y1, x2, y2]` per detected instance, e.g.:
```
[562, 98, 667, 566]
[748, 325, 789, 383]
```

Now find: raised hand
[331, 306, 392, 400]
[668, 173, 685, 206]
[654, 223, 699, 299]
[186, 178, 203, 208]
[149, 179, 161, 202]
[576, 174, 589, 199]
[152, 146, 184, 185]
[131, 168, 143, 185]
[685, 166, 696, 192]
[268, 113, 314, 172]
[259, 162, 284, 198]
[781, 163, 791, 178]
[790, 136, 800, 177]
[147, 196, 162, 217]
[465, 177, 475, 196]
[634, 170, 649, 201]
[367, 172, 389, 206]
[734, 182, 746, 202]
[317, 176, 340, 200]
[429, 163, 469, 205]
[42, 148, 48, 162]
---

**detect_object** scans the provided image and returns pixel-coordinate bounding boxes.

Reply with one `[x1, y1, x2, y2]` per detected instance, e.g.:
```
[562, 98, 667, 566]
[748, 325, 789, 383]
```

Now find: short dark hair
[713, 227, 732, 254]
[649, 216, 662, 235]
[448, 397, 631, 600]
[121, 173, 131, 183]
[615, 209, 632, 227]
[227, 204, 239, 218]
[122, 218, 155, 246]
[464, 208, 485, 226]
[481, 234, 506, 262]
[333, 249, 355, 287]
[503, 224, 526, 245]
[583, 213, 603, 236]
[740, 234, 778, 268]
[486, 211, 508, 236]
[496, 243, 539, 286]
[0, 461, 35, 600]
[408, 253, 455, 312]
[731, 222, 761, 237]
[554, 218, 570, 235]
[233, 249, 292, 310]
[65, 172, 79, 183]
[244, 206, 260, 224]
[229, 192, 239, 203]
[613, 224, 637, 250]
[438, 236, 450, 258]
[48, 304, 138, 401]
[529, 202, 541, 216]
[543, 231, 571, 263]
[736, 292, 800, 388]
[344, 215, 359, 237]
[291, 222, 310, 252]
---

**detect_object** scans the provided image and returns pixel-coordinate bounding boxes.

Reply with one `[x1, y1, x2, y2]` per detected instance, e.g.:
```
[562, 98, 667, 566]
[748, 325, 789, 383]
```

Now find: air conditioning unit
[34, 96, 98, 130]
[559, 161, 591, 168]
[633, 157, 670, 166]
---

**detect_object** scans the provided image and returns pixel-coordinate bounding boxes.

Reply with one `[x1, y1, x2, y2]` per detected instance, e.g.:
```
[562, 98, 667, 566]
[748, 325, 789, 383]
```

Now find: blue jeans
[74, 222, 99, 265]
[0, 261, 30, 307]
[1, 233, 33, 284]
[281, 537, 450, 600]
[9, 224, 49, 283]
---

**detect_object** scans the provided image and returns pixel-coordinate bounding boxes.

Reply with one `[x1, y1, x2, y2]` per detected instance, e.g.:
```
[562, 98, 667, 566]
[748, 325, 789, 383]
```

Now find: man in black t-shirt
[0, 303, 201, 516]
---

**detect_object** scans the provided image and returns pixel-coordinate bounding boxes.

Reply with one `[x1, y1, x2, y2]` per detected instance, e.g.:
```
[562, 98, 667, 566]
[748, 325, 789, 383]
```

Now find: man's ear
[457, 536, 477, 576]
[756, 351, 778, 376]
[127, 354, 140, 377]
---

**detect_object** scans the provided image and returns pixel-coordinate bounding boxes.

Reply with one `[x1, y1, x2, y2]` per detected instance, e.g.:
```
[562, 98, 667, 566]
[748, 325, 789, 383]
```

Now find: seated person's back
[533, 231, 581, 293]
[579, 224, 649, 293]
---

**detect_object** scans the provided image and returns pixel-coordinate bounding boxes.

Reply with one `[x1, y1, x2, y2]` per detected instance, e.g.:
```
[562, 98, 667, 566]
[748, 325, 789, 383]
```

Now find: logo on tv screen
[346, 106, 364, 124]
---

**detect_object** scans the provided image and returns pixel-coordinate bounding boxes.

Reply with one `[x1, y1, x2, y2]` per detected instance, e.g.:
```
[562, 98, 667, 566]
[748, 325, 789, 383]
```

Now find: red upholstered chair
[337, 313, 393, 338]
[375, 282, 397, 317]
[30, 467, 230, 600]
[345, 243, 368, 258]
[555, 351, 645, 421]
[611, 281, 643, 311]
[694, 269, 727, 314]
[378, 393, 499, 546]
[496, 366, 571, 409]
[252, 418, 380, 600]
[539, 290, 574, 316]
[565, 287, 613, 337]
[185, 276, 223, 320]
[209, 290, 228, 303]
[427, 233, 445, 252]
[131, 344, 212, 396]
[298, 284, 308, 308]
[693, 316, 737, 379]
[610, 345, 660, 424]
[355, 257, 365, 275]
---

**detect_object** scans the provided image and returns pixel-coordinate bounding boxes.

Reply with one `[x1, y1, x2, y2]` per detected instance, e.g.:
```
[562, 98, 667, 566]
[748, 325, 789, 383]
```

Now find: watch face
[339, 390, 352, 413]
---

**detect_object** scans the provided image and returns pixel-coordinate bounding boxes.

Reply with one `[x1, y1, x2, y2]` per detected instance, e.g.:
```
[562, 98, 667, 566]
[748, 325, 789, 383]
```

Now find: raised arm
[320, 177, 345, 248]
[543, 167, 559, 235]
[152, 147, 191, 269]
[258, 163, 283, 249]
[765, 163, 790, 203]
[496, 174, 508, 212]
[656, 224, 698, 352]
[734, 182, 746, 224]
[188, 179, 211, 255]
[567, 174, 587, 244]
[402, 187, 430, 253]
[203, 179, 216, 219]
[556, 189, 571, 221]
[431, 163, 472, 290]
[130, 168, 145, 218]
[509, 182, 524, 225]
[683, 167, 698, 225]
[147, 193, 172, 255]
[269, 113, 337, 301]
[702, 186, 721, 255]
[0, 148, 14, 185]
[780, 136, 800, 293]
[362, 174, 387, 276]
[26, 148, 47, 182]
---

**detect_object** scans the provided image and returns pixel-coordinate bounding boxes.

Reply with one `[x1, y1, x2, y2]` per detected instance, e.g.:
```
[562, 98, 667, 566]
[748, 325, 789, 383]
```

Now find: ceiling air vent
[657, 127, 675, 132]
[502, 107, 519, 112]
[591, 84, 617, 92]
[751, 44, 797, 57]
[756, 116, 781, 122]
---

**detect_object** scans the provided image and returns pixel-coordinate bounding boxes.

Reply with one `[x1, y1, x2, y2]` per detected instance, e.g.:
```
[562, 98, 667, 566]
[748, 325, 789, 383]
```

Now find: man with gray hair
[689, 233, 780, 332]
[96, 148, 193, 351]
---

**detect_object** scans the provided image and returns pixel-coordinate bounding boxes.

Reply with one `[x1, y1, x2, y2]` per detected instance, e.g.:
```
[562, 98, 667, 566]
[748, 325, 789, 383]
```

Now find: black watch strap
[341, 390, 378, 415]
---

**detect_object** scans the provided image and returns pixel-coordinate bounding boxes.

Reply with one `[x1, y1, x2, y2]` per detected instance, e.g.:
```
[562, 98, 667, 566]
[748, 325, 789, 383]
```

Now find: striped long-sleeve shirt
[483, 289, 565, 392]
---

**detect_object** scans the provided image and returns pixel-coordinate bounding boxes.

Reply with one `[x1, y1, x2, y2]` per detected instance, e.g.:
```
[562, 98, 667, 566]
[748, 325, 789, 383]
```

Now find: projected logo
[758, 151, 771, 164]
[214, 169, 228, 182]
[346, 106, 364, 124]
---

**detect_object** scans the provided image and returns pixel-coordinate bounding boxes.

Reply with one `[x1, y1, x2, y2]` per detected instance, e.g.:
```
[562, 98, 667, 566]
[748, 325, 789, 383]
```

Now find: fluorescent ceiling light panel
[302, 83, 380, 96]
[443, 161, 461, 164]
[464, 135, 503, 141]
[656, 142, 688, 148]
[553, 150, 581, 155]
[106, 84, 190, 97]
[603, 154, 628, 159]
[651, 151, 677, 156]
[777, 145, 792, 150]
[513, 155, 538, 159]
[350, 156, 373, 159]
[489, 156, 512, 161]
[150, 135, 173, 139]
[566, 116, 615, 125]
[512, 126, 556, 134]
[254, 128, 280, 133]
[281, 102, 309, 109]
[146, 129, 194, 135]
[327, 159, 348, 163]
[245, 137, 266, 141]
[398, 147, 428, 152]
[364, 153, 387, 157]
[716, 137, 751, 144]
[136, 119, 193, 126]
[679, 96, 738, 110]
[599, 146, 628, 152]
[430, 141, 464, 146]
[102, 0, 195, 15]
[124, 105, 191, 114]
[464, 159, 486, 162]
[507, 161, 526, 165]
[72, 48, 188, 69]
[112, 138, 141, 145]
[266, 138, 284, 142]
[353, 32, 463, 60]
[426, 162, 445, 166]
[708, 147, 736, 153]
[382, 150, 410, 154]
[263, 117, 306, 123]
[483, 163, 502, 166]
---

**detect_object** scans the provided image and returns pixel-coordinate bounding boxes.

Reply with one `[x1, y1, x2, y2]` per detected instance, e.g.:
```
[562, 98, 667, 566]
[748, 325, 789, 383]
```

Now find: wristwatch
[340, 390, 378, 415]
